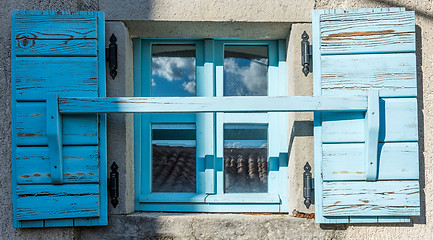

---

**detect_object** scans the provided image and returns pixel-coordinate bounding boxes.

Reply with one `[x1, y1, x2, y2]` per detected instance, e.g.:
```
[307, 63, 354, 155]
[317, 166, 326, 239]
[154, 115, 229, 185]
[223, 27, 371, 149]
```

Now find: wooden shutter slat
[322, 142, 419, 181]
[15, 39, 97, 56]
[16, 102, 98, 145]
[322, 98, 418, 143]
[15, 14, 97, 39]
[323, 181, 420, 216]
[16, 184, 100, 221]
[16, 146, 99, 184]
[15, 57, 98, 101]
[321, 53, 416, 91]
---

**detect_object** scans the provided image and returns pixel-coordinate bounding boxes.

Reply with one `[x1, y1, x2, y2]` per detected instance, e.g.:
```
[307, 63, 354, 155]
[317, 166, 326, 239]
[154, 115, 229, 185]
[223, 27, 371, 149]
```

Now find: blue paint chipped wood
[16, 146, 99, 184]
[11, 10, 107, 228]
[46, 93, 63, 184]
[15, 57, 99, 101]
[15, 102, 98, 146]
[322, 142, 419, 181]
[16, 184, 100, 221]
[313, 8, 419, 224]
[322, 181, 420, 216]
[322, 98, 418, 143]
[365, 90, 380, 181]
[57, 96, 368, 113]
[320, 11, 415, 54]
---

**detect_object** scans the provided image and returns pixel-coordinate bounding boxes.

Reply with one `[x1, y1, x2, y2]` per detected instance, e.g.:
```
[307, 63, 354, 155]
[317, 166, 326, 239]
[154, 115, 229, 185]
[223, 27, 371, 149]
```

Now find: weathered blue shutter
[11, 11, 107, 228]
[313, 8, 419, 223]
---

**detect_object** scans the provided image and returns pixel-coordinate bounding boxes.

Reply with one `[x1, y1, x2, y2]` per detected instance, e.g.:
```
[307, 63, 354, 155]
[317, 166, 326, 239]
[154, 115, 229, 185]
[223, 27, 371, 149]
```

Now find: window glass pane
[152, 44, 196, 97]
[224, 45, 268, 96]
[224, 124, 268, 193]
[152, 124, 196, 192]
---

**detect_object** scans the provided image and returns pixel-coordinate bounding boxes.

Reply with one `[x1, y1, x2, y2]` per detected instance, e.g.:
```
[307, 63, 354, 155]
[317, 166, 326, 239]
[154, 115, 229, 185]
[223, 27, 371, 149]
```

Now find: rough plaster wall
[105, 22, 135, 215]
[314, 0, 432, 239]
[0, 1, 98, 239]
[286, 24, 315, 215]
[100, 0, 313, 22]
[75, 213, 346, 240]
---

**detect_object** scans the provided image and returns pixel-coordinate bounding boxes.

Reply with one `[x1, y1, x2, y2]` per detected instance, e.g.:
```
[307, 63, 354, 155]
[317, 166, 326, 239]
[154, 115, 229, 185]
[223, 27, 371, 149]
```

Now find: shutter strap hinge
[301, 31, 312, 77]
[106, 34, 118, 79]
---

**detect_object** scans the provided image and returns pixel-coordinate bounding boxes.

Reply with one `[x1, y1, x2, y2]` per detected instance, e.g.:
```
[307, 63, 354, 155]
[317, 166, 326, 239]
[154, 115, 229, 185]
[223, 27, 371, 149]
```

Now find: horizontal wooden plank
[58, 96, 368, 113]
[321, 10, 413, 22]
[323, 98, 418, 143]
[322, 88, 417, 97]
[321, 11, 414, 54]
[16, 184, 100, 220]
[16, 146, 99, 184]
[15, 39, 97, 56]
[44, 219, 74, 227]
[321, 53, 416, 93]
[323, 181, 420, 216]
[322, 142, 419, 181]
[14, 14, 97, 40]
[15, 57, 98, 101]
[320, 8, 405, 15]
[15, 102, 98, 145]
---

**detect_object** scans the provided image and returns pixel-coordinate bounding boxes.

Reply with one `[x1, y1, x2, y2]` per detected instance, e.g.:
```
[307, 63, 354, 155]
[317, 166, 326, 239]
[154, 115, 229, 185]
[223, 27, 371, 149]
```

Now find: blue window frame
[133, 39, 288, 212]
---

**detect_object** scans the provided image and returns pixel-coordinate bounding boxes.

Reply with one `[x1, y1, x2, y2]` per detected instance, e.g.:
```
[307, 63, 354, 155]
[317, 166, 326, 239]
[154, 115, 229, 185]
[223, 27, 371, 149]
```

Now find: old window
[134, 39, 288, 212]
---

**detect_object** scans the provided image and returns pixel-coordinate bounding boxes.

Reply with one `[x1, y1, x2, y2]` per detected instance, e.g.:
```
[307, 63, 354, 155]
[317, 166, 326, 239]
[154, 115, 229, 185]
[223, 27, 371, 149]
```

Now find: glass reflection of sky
[224, 124, 268, 149]
[151, 45, 196, 97]
[224, 45, 268, 96]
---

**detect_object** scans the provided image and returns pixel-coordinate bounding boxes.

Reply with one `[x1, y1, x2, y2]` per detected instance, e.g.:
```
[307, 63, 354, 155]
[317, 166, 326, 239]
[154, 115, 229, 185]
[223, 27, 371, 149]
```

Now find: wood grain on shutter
[16, 102, 98, 145]
[321, 11, 415, 54]
[322, 142, 419, 181]
[313, 8, 418, 223]
[16, 184, 100, 220]
[16, 146, 99, 184]
[322, 98, 418, 143]
[12, 10, 107, 227]
[15, 58, 98, 101]
[323, 181, 420, 216]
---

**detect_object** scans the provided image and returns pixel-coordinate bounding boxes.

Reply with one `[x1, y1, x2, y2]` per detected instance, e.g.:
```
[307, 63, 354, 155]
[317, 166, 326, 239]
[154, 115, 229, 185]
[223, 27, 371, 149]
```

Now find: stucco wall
[1, 0, 432, 239]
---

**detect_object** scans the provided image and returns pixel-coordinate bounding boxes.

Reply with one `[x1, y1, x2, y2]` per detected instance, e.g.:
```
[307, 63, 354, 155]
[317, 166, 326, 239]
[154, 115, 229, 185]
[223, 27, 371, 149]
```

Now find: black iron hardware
[303, 162, 314, 209]
[106, 34, 118, 79]
[301, 31, 312, 77]
[108, 162, 119, 208]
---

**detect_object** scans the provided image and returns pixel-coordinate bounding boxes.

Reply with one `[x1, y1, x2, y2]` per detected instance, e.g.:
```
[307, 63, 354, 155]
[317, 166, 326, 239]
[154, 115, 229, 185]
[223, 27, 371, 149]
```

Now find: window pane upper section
[152, 44, 196, 97]
[224, 45, 268, 96]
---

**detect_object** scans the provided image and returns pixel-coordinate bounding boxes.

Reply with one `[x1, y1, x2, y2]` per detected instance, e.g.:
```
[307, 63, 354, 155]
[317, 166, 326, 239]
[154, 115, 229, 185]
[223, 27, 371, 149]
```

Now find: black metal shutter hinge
[303, 162, 314, 209]
[301, 31, 312, 77]
[106, 34, 118, 79]
[108, 162, 119, 208]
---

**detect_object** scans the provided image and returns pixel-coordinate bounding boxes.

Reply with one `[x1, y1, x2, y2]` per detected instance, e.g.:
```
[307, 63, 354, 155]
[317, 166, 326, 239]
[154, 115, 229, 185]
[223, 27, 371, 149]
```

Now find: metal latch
[303, 162, 314, 209]
[108, 162, 119, 208]
[106, 34, 118, 79]
[301, 31, 312, 77]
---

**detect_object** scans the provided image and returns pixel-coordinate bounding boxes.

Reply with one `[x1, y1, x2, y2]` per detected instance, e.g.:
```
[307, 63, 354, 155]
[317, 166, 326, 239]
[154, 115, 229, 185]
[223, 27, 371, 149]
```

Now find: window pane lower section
[224, 124, 268, 193]
[152, 124, 196, 193]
